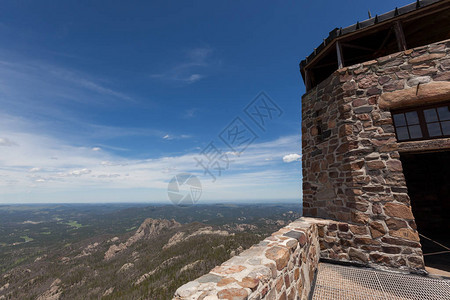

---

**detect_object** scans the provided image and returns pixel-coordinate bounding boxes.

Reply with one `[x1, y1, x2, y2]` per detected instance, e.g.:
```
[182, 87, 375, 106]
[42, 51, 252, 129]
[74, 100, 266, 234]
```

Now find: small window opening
[392, 103, 450, 142]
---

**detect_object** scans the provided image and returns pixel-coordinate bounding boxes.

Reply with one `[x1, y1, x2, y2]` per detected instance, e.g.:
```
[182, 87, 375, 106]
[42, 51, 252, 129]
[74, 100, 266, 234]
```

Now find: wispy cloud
[0, 56, 134, 106]
[82, 123, 166, 140]
[151, 47, 217, 84]
[63, 168, 92, 177]
[0, 137, 17, 147]
[162, 134, 191, 140]
[185, 74, 203, 83]
[0, 115, 300, 203]
[182, 108, 199, 119]
[186, 47, 213, 63]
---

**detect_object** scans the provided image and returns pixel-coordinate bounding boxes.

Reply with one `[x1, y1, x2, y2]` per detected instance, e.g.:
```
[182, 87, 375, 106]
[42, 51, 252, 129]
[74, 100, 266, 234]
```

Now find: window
[392, 103, 450, 142]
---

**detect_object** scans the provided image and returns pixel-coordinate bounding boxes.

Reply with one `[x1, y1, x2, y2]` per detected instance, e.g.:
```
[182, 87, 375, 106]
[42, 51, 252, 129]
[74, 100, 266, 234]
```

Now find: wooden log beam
[305, 69, 312, 91]
[336, 41, 344, 69]
[393, 20, 407, 51]
[341, 43, 375, 52]
[311, 60, 340, 70]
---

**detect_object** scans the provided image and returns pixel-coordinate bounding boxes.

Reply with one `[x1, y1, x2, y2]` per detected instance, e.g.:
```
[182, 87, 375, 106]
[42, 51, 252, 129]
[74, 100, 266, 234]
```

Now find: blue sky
[0, 0, 412, 204]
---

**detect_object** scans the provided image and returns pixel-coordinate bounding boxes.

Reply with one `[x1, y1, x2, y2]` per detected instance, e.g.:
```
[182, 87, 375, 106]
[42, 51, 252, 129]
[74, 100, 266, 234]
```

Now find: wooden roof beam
[394, 20, 408, 51]
[336, 41, 344, 69]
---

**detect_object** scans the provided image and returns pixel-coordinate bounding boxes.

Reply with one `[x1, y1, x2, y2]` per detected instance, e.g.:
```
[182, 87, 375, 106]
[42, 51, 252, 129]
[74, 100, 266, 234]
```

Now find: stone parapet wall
[173, 218, 320, 300]
[315, 219, 424, 273]
[301, 38, 450, 270]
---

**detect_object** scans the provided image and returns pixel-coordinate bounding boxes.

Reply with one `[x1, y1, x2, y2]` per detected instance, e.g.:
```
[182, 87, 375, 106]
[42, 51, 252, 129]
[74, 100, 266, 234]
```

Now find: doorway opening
[400, 150, 450, 273]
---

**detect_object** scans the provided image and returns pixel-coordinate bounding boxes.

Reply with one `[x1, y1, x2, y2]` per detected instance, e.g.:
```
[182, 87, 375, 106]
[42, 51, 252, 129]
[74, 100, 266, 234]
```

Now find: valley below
[0, 203, 300, 299]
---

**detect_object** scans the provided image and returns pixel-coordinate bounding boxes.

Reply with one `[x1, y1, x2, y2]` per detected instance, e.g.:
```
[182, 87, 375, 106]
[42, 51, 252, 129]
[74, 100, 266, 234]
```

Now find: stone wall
[316, 219, 426, 273]
[302, 38, 450, 271]
[173, 218, 320, 300]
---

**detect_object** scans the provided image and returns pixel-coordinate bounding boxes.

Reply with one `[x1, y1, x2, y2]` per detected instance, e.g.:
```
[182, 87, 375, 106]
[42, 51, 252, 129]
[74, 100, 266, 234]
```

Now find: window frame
[391, 102, 450, 142]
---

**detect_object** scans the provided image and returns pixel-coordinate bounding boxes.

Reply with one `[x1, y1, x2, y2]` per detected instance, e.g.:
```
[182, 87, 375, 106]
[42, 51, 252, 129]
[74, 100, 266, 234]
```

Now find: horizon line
[0, 199, 301, 205]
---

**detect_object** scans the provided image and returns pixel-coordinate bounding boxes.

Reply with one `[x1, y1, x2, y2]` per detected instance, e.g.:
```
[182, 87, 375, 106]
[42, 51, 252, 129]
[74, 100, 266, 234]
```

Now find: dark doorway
[400, 151, 450, 272]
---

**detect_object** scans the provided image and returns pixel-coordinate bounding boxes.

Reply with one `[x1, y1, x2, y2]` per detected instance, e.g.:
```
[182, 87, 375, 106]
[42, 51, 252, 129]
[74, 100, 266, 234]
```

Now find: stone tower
[300, 0, 450, 271]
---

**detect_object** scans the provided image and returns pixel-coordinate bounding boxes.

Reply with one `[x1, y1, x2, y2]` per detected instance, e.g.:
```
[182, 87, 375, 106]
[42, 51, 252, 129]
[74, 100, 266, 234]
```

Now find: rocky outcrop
[180, 260, 203, 273]
[105, 218, 181, 260]
[127, 218, 181, 245]
[104, 243, 127, 260]
[135, 269, 158, 286]
[118, 263, 134, 273]
[0, 283, 9, 293]
[75, 242, 99, 259]
[135, 255, 182, 286]
[186, 227, 230, 239]
[223, 223, 258, 232]
[163, 227, 230, 250]
[37, 279, 62, 300]
[103, 287, 114, 297]
[163, 232, 186, 250]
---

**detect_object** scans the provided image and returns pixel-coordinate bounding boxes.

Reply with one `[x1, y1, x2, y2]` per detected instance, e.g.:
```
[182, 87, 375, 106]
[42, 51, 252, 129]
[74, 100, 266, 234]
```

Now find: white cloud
[0, 53, 143, 147]
[151, 47, 217, 84]
[163, 134, 191, 140]
[283, 153, 301, 163]
[186, 74, 203, 83]
[65, 169, 92, 177]
[186, 47, 213, 62]
[92, 147, 101, 151]
[0, 114, 300, 203]
[0, 58, 134, 105]
[0, 137, 17, 146]
[97, 173, 120, 178]
[183, 108, 199, 119]
[100, 161, 128, 166]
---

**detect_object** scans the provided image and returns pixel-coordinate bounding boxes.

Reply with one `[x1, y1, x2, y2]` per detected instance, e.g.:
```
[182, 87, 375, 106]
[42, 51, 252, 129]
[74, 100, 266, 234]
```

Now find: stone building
[300, 0, 449, 271]
[173, 1, 450, 298]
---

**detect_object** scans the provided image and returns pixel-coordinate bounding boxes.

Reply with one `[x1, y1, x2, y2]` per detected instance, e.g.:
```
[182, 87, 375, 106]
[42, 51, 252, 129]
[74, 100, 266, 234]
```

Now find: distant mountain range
[0, 203, 300, 299]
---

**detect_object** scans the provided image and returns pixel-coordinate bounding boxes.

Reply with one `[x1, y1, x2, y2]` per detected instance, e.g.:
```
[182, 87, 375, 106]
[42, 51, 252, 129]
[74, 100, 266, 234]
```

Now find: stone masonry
[173, 218, 320, 300]
[302, 38, 450, 271]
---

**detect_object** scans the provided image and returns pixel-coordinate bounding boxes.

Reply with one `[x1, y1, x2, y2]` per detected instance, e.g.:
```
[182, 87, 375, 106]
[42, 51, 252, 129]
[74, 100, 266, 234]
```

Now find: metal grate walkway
[312, 262, 450, 300]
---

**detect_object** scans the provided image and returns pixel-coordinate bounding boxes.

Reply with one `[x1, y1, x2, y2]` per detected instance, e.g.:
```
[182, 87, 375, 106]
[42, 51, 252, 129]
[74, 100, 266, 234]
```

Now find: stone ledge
[173, 217, 324, 300]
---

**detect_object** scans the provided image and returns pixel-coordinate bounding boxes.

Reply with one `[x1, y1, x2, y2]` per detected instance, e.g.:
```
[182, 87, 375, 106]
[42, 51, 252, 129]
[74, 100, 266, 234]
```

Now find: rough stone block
[383, 203, 414, 220]
[217, 288, 248, 300]
[366, 160, 385, 170]
[238, 277, 259, 290]
[348, 248, 368, 263]
[390, 228, 420, 242]
[265, 246, 290, 271]
[385, 218, 408, 230]
[369, 221, 386, 239]
[409, 53, 446, 64]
